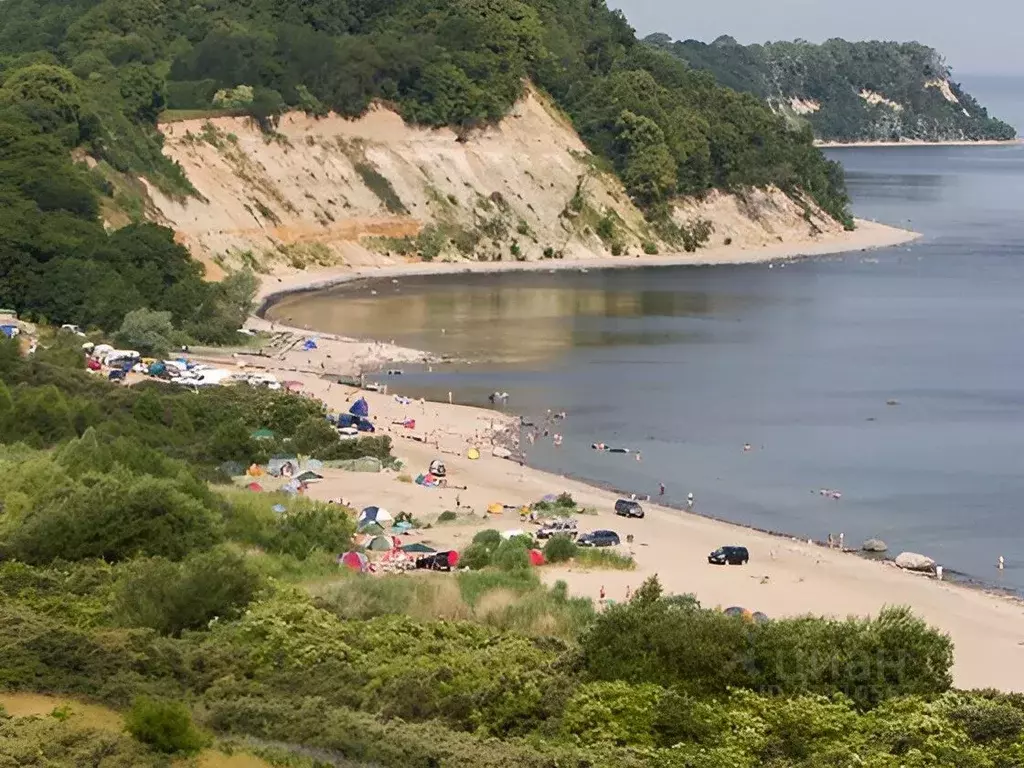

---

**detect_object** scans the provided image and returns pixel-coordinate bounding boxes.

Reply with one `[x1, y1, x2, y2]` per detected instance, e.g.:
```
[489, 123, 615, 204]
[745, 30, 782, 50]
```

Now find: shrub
[942, 693, 1024, 744]
[437, 510, 458, 522]
[493, 539, 531, 571]
[472, 529, 503, 549]
[115, 308, 176, 357]
[642, 241, 658, 254]
[114, 547, 263, 635]
[290, 416, 339, 455]
[460, 542, 493, 570]
[269, 501, 356, 559]
[581, 577, 953, 707]
[2, 466, 222, 565]
[125, 697, 206, 754]
[543, 535, 578, 564]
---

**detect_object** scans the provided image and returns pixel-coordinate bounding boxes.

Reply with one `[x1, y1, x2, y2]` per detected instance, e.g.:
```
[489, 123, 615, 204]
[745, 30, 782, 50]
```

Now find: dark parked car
[708, 546, 749, 565]
[578, 530, 621, 547]
[614, 499, 644, 518]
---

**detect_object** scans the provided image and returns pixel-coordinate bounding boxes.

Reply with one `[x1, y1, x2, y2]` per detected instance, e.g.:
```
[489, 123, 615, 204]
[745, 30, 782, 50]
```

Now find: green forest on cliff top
[648, 35, 1016, 143]
[0, 0, 852, 337]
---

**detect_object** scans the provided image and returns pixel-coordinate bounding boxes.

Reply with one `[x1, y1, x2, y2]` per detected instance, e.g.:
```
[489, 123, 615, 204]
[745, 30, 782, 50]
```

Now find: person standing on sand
[687, 492, 694, 510]
[599, 585, 606, 601]
[659, 482, 665, 496]
[625, 585, 631, 601]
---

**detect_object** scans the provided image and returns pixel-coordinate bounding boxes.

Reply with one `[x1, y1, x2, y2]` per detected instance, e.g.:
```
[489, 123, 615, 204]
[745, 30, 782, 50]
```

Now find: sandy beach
[197, 216, 1024, 693]
[254, 218, 920, 315]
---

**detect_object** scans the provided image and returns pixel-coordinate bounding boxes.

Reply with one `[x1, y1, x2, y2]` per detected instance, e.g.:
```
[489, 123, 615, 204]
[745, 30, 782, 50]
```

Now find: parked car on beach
[708, 546, 749, 565]
[614, 499, 644, 518]
[577, 530, 621, 547]
[536, 519, 578, 539]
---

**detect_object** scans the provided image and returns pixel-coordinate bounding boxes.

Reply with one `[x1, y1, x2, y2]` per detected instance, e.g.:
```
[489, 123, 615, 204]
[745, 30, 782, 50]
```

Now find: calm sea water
[269, 83, 1024, 590]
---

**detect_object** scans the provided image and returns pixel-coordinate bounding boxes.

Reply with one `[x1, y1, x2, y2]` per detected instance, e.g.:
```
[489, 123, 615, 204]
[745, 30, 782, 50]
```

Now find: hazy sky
[611, 0, 1020, 75]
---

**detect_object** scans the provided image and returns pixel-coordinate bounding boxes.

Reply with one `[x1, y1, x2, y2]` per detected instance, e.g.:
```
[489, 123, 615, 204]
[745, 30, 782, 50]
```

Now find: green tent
[358, 522, 386, 536]
[367, 535, 393, 552]
[401, 542, 437, 554]
[251, 428, 275, 440]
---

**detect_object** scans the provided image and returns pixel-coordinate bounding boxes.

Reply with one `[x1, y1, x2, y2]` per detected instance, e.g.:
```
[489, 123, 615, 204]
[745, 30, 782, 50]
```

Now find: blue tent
[0, 325, 17, 338]
[303, 338, 318, 351]
[349, 397, 369, 417]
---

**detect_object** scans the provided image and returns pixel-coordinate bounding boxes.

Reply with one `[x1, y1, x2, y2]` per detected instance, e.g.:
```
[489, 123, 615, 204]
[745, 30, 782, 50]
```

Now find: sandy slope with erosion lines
[147, 90, 848, 280]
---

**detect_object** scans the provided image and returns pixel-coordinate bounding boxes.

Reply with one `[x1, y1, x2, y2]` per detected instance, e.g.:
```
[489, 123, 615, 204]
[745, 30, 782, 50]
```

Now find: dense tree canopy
[0, 0, 853, 275]
[648, 35, 1017, 143]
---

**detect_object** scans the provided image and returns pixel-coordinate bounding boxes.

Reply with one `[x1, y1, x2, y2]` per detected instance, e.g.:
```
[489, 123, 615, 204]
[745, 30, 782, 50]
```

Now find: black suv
[614, 499, 644, 518]
[577, 530, 621, 547]
[708, 546, 749, 565]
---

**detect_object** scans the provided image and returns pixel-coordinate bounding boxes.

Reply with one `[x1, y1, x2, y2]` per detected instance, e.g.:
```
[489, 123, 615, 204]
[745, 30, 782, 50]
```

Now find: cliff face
[647, 36, 1016, 143]
[146, 90, 840, 278]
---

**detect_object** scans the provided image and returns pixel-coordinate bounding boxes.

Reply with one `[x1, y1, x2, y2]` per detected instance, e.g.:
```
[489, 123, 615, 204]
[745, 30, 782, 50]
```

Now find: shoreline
[222, 216, 1024, 691]
[216, 363, 1024, 691]
[818, 138, 1022, 148]
[254, 217, 921, 316]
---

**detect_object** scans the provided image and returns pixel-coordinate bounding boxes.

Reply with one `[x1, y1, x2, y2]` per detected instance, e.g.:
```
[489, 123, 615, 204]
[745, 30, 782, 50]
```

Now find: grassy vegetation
[159, 108, 249, 123]
[353, 162, 408, 215]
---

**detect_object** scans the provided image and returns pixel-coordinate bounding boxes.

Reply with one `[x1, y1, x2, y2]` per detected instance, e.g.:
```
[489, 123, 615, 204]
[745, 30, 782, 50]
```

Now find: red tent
[339, 551, 369, 572]
[529, 549, 545, 566]
[246, 482, 263, 492]
[447, 551, 460, 569]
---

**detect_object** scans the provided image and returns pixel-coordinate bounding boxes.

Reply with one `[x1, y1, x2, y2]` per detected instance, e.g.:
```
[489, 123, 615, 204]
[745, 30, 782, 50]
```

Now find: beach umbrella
[401, 542, 437, 554]
[339, 551, 369, 572]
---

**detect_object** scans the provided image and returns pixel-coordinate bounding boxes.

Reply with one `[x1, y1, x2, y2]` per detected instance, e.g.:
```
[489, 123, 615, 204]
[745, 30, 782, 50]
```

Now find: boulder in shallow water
[895, 551, 935, 572]
[862, 538, 888, 553]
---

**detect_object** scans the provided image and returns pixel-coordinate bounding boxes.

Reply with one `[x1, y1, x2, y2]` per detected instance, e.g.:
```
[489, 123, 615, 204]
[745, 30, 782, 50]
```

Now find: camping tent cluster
[347, 504, 459, 573]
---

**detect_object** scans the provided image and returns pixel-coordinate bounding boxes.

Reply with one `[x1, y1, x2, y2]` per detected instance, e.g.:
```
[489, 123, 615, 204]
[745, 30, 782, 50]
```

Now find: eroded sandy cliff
[146, 89, 841, 279]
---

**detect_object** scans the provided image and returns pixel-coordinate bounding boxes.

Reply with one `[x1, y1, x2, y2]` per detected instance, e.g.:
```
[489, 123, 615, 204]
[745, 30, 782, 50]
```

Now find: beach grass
[314, 569, 595, 638]
[574, 548, 636, 570]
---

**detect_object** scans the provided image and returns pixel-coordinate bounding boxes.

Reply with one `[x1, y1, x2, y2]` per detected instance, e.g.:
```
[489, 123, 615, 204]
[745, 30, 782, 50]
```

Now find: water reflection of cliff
[268, 276, 741, 363]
